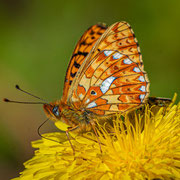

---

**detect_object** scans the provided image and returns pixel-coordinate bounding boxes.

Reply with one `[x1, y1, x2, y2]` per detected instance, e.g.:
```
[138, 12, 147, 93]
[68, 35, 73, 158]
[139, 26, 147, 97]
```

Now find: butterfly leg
[66, 125, 79, 155]
[90, 122, 102, 153]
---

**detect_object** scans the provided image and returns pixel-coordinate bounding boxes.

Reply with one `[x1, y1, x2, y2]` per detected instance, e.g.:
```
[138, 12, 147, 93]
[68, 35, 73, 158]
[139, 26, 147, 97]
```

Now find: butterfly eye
[90, 90, 97, 95]
[52, 106, 60, 117]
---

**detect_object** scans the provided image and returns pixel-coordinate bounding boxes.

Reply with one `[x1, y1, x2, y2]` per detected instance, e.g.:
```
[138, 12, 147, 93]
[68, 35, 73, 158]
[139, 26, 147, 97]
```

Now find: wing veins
[109, 26, 132, 36]
[110, 82, 148, 89]
[75, 52, 107, 102]
[104, 41, 137, 51]
[92, 58, 135, 86]
[90, 102, 144, 106]
[102, 92, 149, 96]
[108, 27, 130, 36]
[87, 102, 145, 110]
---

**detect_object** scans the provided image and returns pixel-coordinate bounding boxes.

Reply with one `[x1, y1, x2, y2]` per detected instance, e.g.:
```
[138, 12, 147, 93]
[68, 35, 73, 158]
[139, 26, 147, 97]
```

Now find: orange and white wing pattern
[68, 22, 150, 115]
[62, 24, 107, 102]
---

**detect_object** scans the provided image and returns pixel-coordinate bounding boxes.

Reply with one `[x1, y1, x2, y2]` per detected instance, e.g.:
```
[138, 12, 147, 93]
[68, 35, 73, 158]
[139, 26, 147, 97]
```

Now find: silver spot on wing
[100, 76, 116, 94]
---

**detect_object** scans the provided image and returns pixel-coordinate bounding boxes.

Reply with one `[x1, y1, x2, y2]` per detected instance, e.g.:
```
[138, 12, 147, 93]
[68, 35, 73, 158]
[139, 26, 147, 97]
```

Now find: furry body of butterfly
[44, 101, 115, 133]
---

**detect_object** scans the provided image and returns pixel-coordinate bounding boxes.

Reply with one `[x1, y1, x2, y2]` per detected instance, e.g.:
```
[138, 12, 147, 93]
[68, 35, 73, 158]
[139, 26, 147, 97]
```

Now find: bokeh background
[0, 0, 179, 179]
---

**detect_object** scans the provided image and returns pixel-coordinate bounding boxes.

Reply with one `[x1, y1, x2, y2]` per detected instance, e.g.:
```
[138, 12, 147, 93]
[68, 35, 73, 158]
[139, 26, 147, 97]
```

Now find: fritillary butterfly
[4, 22, 173, 153]
[43, 22, 150, 134]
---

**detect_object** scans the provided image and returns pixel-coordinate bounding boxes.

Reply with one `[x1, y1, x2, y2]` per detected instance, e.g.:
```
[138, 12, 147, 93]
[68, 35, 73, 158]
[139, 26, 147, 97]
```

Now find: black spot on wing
[80, 40, 86, 45]
[97, 32, 103, 35]
[70, 72, 77, 78]
[90, 30, 95, 35]
[73, 61, 81, 68]
[72, 51, 88, 58]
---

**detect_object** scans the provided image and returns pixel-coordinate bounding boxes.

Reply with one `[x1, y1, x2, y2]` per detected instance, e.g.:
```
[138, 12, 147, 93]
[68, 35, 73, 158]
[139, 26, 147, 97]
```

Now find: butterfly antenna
[3, 98, 45, 104]
[15, 85, 48, 103]
[37, 118, 61, 144]
[3, 85, 50, 105]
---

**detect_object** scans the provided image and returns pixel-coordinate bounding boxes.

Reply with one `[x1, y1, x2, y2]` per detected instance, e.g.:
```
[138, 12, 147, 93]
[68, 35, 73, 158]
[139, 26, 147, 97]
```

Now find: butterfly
[43, 22, 150, 135]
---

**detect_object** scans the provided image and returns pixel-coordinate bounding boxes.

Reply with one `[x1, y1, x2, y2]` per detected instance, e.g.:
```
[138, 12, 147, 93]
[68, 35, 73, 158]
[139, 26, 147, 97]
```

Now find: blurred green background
[0, 0, 179, 179]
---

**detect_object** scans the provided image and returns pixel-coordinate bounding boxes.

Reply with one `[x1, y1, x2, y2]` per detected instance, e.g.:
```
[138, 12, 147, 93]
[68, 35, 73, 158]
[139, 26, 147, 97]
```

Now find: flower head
[14, 97, 180, 180]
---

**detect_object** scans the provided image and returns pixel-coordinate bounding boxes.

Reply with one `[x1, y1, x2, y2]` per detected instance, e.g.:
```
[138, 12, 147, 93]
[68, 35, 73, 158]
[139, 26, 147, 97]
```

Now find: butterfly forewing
[62, 24, 107, 102]
[67, 22, 149, 115]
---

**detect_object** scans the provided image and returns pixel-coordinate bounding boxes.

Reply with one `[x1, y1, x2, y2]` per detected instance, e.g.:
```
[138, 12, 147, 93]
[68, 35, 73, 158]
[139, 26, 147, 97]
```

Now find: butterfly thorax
[61, 105, 93, 126]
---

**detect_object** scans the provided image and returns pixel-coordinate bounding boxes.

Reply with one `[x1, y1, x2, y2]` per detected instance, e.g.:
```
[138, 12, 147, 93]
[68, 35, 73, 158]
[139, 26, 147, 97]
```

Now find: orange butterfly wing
[68, 22, 150, 115]
[62, 24, 107, 102]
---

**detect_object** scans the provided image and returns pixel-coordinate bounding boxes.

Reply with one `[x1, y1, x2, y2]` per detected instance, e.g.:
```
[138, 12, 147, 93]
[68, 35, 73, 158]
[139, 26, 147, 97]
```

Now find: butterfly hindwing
[68, 22, 149, 115]
[62, 24, 107, 102]
[72, 51, 149, 115]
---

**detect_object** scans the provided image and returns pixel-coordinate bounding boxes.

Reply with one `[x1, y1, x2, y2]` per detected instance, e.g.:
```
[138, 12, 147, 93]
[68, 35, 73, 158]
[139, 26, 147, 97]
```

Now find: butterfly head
[43, 101, 62, 120]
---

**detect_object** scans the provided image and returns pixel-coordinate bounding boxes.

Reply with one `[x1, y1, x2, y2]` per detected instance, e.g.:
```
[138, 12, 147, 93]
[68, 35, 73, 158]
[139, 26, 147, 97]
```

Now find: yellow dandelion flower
[13, 98, 180, 180]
